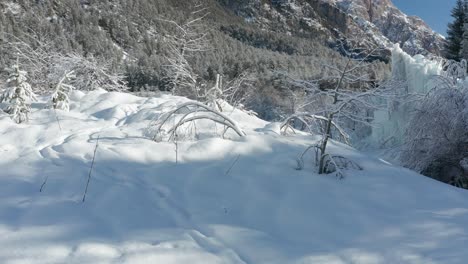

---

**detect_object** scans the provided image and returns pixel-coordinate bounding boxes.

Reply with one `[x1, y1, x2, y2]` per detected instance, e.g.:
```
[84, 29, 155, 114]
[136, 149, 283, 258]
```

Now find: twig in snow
[53, 108, 62, 131]
[82, 135, 100, 202]
[174, 132, 179, 164]
[40, 174, 49, 192]
[225, 155, 240, 176]
[296, 144, 321, 170]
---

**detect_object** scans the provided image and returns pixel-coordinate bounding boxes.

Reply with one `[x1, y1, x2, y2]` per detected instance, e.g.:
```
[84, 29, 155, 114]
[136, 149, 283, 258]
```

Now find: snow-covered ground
[1, 89, 467, 264]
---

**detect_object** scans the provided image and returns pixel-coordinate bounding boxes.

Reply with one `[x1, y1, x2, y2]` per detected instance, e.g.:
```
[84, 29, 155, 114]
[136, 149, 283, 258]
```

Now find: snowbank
[0, 90, 467, 263]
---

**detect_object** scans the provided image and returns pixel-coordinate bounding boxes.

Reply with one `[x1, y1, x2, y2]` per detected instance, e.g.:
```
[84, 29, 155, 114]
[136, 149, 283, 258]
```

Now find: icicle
[371, 44, 443, 146]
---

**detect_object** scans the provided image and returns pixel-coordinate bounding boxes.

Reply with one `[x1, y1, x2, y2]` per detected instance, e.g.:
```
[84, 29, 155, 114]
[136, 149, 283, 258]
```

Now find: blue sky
[392, 0, 457, 36]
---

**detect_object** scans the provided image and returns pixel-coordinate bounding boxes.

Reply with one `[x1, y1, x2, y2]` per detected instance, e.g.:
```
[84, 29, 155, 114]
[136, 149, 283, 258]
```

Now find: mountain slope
[220, 0, 445, 56]
[0, 0, 445, 122]
[330, 0, 446, 55]
[0, 90, 467, 263]
[0, 0, 389, 120]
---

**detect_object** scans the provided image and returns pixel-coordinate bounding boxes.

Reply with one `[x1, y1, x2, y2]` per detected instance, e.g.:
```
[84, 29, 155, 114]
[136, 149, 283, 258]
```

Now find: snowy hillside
[1, 89, 467, 263]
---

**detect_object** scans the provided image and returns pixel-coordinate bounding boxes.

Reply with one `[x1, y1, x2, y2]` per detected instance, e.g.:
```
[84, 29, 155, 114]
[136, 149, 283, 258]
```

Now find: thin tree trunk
[318, 57, 351, 174]
[319, 113, 334, 174]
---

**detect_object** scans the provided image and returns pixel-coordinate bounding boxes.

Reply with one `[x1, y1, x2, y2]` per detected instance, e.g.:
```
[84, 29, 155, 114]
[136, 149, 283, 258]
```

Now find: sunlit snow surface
[0, 89, 467, 263]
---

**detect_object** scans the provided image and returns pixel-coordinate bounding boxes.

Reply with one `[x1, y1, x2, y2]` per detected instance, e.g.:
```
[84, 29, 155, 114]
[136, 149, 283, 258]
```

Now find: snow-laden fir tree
[460, 24, 468, 60]
[446, 0, 467, 61]
[460, 0, 468, 60]
[51, 71, 75, 111]
[0, 64, 36, 123]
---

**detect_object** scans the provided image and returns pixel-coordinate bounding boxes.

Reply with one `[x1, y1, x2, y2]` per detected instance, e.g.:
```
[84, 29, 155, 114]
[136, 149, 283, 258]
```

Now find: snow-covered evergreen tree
[446, 0, 467, 61]
[51, 71, 75, 111]
[460, 0, 468, 60]
[0, 64, 36, 123]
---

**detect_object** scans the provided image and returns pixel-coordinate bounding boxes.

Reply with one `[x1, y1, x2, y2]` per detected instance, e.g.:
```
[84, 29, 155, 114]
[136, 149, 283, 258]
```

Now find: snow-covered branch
[280, 113, 350, 145]
[3, 32, 127, 93]
[159, 4, 211, 97]
[148, 101, 246, 142]
[51, 71, 75, 111]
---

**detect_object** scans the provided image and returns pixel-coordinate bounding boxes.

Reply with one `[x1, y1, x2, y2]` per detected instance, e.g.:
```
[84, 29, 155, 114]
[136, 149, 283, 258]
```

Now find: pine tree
[446, 0, 467, 61]
[0, 64, 36, 123]
[460, 22, 468, 60]
[460, 1, 468, 60]
[51, 71, 75, 112]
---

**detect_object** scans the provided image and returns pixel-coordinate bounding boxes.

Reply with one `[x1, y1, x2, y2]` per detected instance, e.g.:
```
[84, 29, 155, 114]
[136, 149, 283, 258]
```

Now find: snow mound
[0, 90, 467, 263]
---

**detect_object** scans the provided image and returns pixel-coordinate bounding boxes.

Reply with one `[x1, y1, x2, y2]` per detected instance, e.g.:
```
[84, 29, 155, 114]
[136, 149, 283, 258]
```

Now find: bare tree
[401, 60, 468, 188]
[49, 53, 127, 91]
[159, 4, 210, 98]
[203, 74, 225, 111]
[201, 72, 255, 112]
[2, 33, 55, 93]
[3, 33, 126, 93]
[286, 37, 396, 174]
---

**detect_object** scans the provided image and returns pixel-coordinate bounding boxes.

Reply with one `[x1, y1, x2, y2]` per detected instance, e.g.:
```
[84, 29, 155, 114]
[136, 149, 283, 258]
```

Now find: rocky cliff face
[330, 0, 445, 55]
[219, 0, 446, 56]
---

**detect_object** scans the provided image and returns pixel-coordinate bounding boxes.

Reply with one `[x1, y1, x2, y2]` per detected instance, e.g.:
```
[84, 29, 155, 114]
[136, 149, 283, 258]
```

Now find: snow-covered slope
[1, 90, 468, 263]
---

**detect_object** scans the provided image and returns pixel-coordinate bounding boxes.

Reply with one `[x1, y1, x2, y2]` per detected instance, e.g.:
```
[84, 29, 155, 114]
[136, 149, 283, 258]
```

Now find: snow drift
[0, 89, 467, 263]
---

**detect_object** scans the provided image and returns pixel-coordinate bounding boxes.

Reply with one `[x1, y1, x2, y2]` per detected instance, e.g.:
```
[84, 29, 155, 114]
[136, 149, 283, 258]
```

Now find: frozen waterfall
[371, 44, 443, 146]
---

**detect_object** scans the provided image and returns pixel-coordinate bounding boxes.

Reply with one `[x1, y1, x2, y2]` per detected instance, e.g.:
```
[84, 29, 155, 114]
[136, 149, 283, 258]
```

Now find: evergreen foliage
[446, 0, 467, 61]
[461, 0, 468, 60]
[0, 64, 35, 123]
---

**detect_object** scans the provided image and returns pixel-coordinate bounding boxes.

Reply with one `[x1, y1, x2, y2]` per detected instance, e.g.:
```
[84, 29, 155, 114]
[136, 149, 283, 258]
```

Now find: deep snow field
[0, 89, 467, 264]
